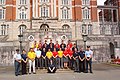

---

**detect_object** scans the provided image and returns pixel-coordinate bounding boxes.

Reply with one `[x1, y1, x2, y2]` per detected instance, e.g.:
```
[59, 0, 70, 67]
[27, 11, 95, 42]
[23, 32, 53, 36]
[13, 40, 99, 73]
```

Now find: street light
[82, 33, 88, 72]
[82, 34, 88, 50]
[18, 34, 23, 54]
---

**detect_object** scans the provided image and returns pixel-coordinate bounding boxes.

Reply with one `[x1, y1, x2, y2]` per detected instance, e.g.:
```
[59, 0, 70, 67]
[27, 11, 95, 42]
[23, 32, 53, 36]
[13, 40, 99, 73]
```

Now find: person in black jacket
[78, 48, 85, 73]
[47, 59, 57, 73]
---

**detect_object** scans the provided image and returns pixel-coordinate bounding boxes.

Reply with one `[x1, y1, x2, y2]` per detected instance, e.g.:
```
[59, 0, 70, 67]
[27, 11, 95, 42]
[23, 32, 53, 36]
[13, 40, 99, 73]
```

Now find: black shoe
[85, 71, 88, 73]
[90, 71, 93, 73]
[29, 73, 31, 74]
[33, 72, 36, 74]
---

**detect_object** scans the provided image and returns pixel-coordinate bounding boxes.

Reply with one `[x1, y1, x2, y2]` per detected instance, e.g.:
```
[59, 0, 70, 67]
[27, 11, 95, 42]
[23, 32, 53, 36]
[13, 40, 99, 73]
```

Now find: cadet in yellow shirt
[46, 49, 53, 67]
[27, 48, 36, 74]
[58, 48, 63, 69]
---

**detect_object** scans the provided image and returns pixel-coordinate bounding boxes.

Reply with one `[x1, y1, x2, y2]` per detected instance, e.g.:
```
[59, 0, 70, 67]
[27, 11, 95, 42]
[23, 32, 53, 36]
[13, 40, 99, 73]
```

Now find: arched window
[62, 24, 70, 29]
[40, 24, 49, 31]
[82, 7, 90, 19]
[19, 25, 26, 35]
[19, 9, 27, 19]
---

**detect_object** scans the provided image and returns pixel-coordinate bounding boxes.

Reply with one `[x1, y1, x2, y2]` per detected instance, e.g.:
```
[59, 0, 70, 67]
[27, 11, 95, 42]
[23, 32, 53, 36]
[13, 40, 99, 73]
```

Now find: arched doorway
[109, 42, 115, 59]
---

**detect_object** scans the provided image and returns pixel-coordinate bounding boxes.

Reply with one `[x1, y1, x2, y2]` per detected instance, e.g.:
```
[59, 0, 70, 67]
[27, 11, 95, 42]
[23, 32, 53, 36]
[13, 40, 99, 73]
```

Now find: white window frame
[0, 0, 5, 4]
[88, 25, 92, 35]
[0, 9, 5, 19]
[82, 8, 90, 19]
[82, 24, 86, 34]
[19, 9, 27, 19]
[82, 0, 90, 5]
[40, 6, 49, 17]
[19, 25, 26, 35]
[62, 8, 69, 19]
[40, 0, 49, 2]
[62, 0, 69, 5]
[20, 0, 26, 5]
[0, 24, 8, 35]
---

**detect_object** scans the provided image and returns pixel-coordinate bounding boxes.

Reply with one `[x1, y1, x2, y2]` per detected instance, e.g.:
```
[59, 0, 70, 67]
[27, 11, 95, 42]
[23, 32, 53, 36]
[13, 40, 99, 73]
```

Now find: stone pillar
[36, 0, 38, 17]
[32, 0, 35, 17]
[111, 9, 114, 22]
[101, 9, 104, 22]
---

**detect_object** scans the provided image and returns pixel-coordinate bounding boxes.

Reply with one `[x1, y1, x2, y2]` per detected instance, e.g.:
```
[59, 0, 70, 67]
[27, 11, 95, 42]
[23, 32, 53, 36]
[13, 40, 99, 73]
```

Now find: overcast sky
[97, 0, 106, 5]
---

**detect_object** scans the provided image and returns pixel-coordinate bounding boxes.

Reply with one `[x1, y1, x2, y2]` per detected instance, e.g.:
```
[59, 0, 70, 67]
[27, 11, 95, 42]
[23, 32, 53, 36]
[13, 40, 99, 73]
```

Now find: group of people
[13, 39, 93, 76]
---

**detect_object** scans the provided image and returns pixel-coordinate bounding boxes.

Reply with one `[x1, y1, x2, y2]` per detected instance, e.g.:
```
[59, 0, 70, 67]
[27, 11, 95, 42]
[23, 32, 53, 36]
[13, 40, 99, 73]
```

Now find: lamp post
[82, 34, 88, 72]
[18, 34, 23, 54]
[82, 34, 88, 50]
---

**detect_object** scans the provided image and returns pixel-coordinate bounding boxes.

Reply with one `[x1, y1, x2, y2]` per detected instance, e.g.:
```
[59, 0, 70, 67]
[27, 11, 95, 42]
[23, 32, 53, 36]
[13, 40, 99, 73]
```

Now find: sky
[97, 0, 106, 5]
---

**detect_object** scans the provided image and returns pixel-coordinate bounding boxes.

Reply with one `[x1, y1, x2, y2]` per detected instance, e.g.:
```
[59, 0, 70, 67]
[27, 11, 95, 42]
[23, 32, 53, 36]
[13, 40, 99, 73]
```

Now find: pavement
[0, 63, 120, 80]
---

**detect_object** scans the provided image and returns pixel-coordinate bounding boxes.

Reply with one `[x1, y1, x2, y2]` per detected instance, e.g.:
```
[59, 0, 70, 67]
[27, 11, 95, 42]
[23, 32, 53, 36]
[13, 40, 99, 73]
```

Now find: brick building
[0, 0, 99, 43]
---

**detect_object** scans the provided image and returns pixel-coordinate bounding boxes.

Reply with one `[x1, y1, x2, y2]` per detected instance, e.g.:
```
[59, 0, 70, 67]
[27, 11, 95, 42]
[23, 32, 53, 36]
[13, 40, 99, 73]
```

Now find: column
[51, 0, 53, 17]
[111, 9, 114, 22]
[101, 9, 104, 22]
[36, 0, 38, 17]
[32, 0, 35, 17]
[116, 9, 118, 22]
[53, 0, 56, 17]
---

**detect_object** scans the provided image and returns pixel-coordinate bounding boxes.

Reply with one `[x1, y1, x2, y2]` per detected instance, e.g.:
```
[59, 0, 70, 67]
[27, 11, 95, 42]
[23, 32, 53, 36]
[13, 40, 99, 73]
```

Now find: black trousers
[86, 58, 92, 72]
[21, 61, 27, 74]
[79, 60, 85, 72]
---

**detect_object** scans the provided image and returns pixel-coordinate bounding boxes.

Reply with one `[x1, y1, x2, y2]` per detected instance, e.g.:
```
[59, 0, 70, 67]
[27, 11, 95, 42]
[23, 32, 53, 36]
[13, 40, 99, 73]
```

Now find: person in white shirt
[85, 46, 93, 73]
[35, 48, 42, 69]
[13, 49, 22, 76]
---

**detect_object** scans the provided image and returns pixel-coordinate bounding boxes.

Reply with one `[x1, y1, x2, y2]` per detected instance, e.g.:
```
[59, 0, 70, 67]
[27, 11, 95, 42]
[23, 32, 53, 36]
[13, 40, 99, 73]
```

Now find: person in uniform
[47, 59, 57, 73]
[73, 48, 79, 72]
[78, 47, 85, 73]
[85, 46, 93, 73]
[13, 49, 22, 76]
[21, 49, 28, 75]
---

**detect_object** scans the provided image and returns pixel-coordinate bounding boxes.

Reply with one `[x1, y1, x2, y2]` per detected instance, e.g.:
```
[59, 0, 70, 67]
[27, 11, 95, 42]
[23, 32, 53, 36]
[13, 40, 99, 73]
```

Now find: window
[62, 25, 70, 29]
[0, 24, 9, 35]
[82, 8, 90, 19]
[0, 9, 5, 19]
[40, 0, 49, 2]
[40, 6, 49, 17]
[19, 25, 26, 35]
[82, 0, 90, 5]
[105, 25, 111, 35]
[19, 9, 27, 19]
[0, 0, 5, 4]
[20, 0, 26, 4]
[82, 24, 86, 34]
[62, 0, 69, 5]
[88, 24, 92, 35]
[62, 9, 69, 19]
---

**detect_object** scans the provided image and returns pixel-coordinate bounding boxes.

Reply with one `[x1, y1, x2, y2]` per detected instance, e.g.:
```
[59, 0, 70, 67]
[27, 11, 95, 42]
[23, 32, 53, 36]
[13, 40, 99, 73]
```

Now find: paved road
[0, 63, 120, 80]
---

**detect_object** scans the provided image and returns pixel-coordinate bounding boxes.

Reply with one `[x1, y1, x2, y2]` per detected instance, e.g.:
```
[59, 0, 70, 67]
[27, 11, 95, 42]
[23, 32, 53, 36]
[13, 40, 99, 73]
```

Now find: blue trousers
[86, 58, 92, 72]
[14, 61, 21, 76]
